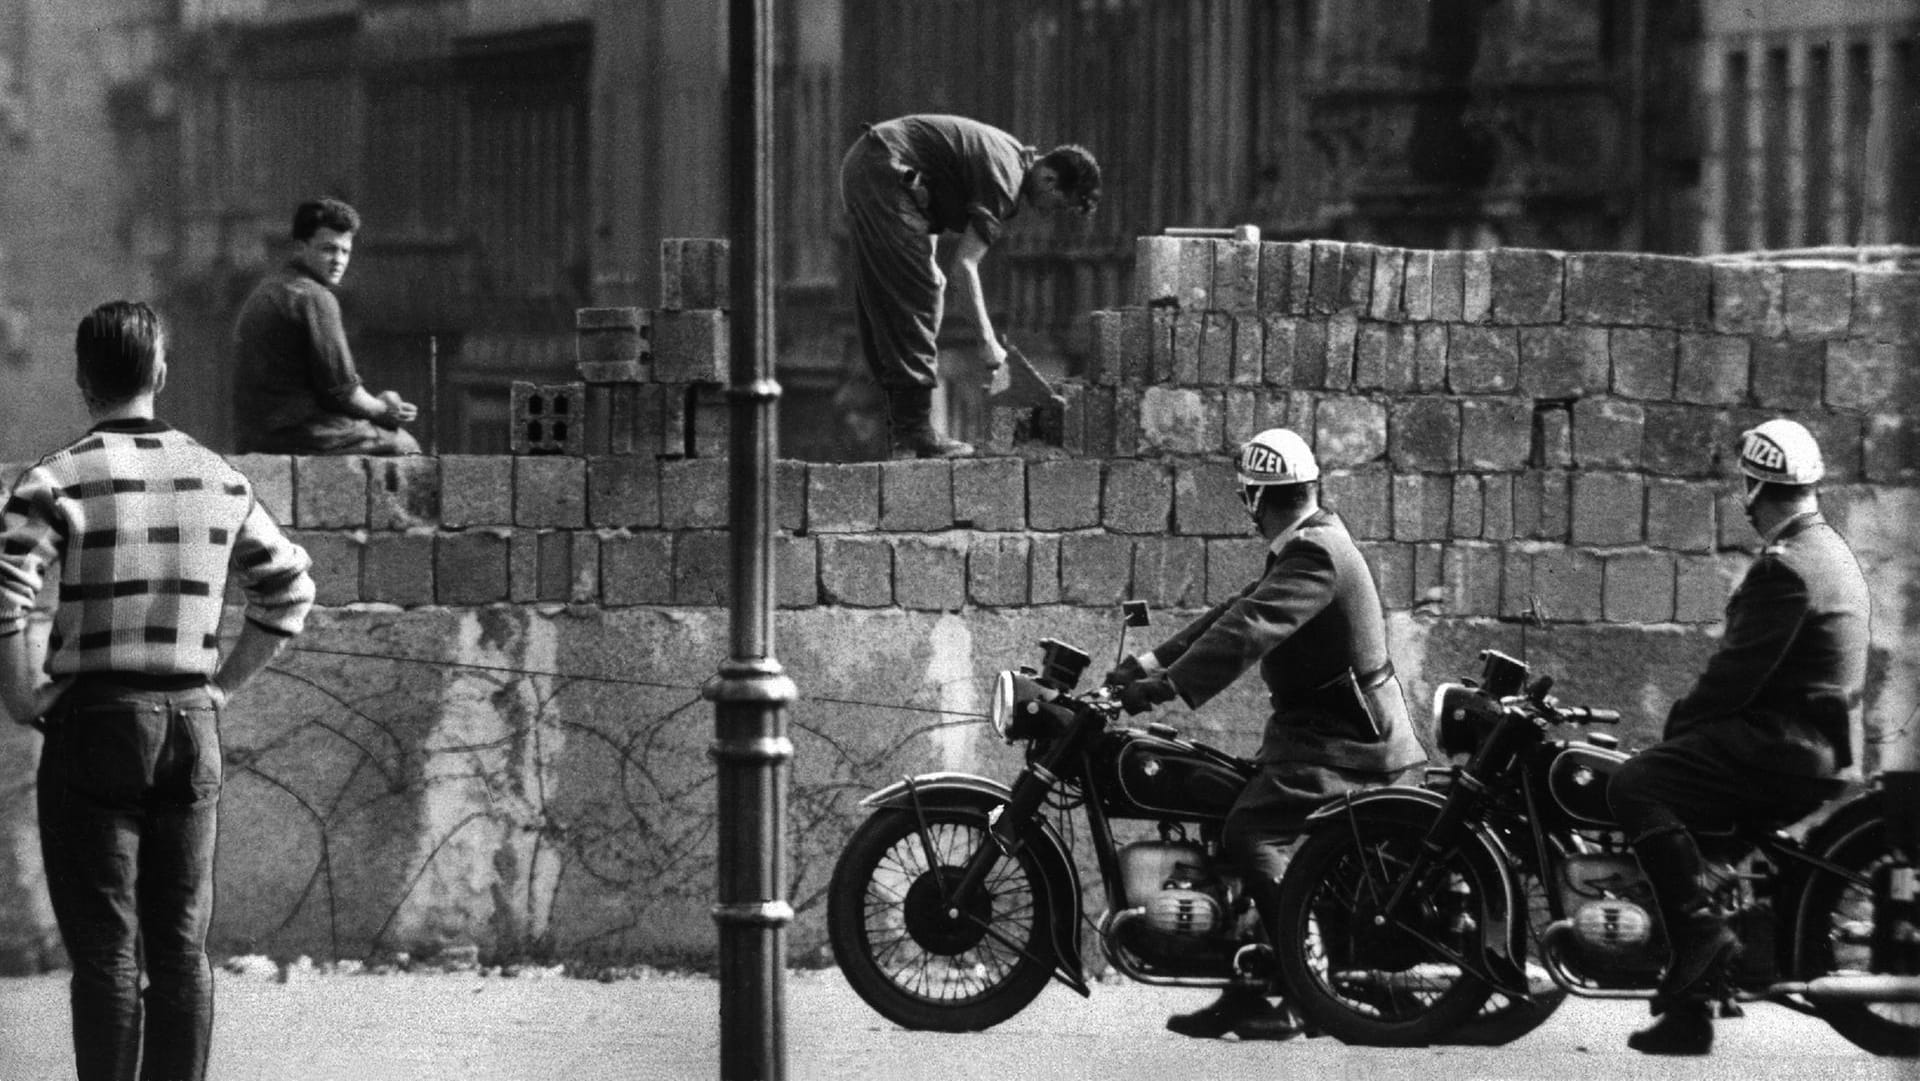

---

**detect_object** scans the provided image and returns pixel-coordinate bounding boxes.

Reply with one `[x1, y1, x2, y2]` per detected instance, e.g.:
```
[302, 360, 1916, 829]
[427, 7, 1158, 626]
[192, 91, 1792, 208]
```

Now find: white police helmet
[1738, 418, 1824, 506]
[1235, 428, 1319, 515]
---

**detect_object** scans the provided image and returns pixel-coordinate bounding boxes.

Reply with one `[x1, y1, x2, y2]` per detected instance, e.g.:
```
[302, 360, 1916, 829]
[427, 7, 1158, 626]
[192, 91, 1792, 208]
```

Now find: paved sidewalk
[0, 967, 1897, 1081]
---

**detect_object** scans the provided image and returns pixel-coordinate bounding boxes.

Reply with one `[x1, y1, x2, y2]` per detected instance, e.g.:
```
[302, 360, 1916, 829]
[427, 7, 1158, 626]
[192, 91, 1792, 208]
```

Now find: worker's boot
[886, 383, 973, 459]
[1631, 828, 1739, 999]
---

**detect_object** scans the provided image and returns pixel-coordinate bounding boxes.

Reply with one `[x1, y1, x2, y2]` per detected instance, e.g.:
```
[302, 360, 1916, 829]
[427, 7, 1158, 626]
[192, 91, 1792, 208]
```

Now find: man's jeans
[36, 680, 222, 1081]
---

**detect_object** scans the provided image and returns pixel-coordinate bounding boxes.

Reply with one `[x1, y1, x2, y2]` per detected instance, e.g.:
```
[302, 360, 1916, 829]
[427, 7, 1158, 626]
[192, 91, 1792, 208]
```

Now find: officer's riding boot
[1165, 876, 1301, 1041]
[1626, 827, 1737, 1056]
[886, 383, 973, 459]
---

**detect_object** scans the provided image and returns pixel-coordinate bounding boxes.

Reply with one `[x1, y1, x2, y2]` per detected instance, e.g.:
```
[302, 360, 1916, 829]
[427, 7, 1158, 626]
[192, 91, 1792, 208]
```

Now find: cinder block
[1864, 412, 1920, 482]
[1519, 326, 1609, 399]
[575, 307, 652, 383]
[510, 382, 586, 456]
[1113, 388, 1143, 458]
[288, 530, 362, 608]
[1172, 460, 1245, 536]
[817, 536, 892, 607]
[1641, 404, 1717, 477]
[1488, 248, 1564, 325]
[1413, 324, 1449, 391]
[228, 455, 293, 525]
[1851, 269, 1920, 344]
[1571, 472, 1645, 546]
[1230, 314, 1264, 385]
[1447, 326, 1520, 393]
[1291, 318, 1328, 388]
[1119, 309, 1154, 383]
[1028, 534, 1062, 604]
[1213, 240, 1260, 312]
[1481, 474, 1516, 539]
[1355, 322, 1416, 391]
[593, 383, 641, 456]
[1027, 460, 1102, 531]
[1515, 470, 1572, 541]
[646, 381, 688, 458]
[776, 534, 818, 608]
[293, 455, 368, 529]
[1138, 387, 1221, 455]
[1796, 411, 1864, 481]
[1321, 470, 1390, 540]
[1360, 541, 1416, 610]
[1308, 241, 1346, 315]
[1149, 308, 1179, 383]
[361, 532, 433, 606]
[1368, 248, 1406, 321]
[894, 536, 967, 611]
[672, 529, 730, 606]
[1749, 339, 1826, 409]
[967, 534, 1030, 606]
[1170, 312, 1204, 385]
[1179, 238, 1216, 310]
[1536, 404, 1573, 468]
[1825, 339, 1905, 411]
[588, 456, 660, 528]
[1444, 542, 1504, 617]
[1338, 243, 1376, 314]
[1087, 310, 1123, 386]
[1675, 552, 1745, 623]
[1221, 388, 1266, 450]
[1205, 538, 1267, 603]
[1522, 544, 1603, 622]
[1103, 460, 1172, 534]
[1131, 536, 1206, 608]
[1401, 250, 1435, 321]
[1461, 250, 1493, 323]
[1714, 487, 1751, 552]
[1451, 475, 1485, 539]
[1389, 397, 1459, 472]
[434, 530, 509, 604]
[1564, 252, 1711, 331]
[1571, 398, 1645, 469]
[1315, 395, 1387, 468]
[1783, 265, 1854, 340]
[1135, 236, 1183, 307]
[1675, 334, 1750, 405]
[568, 531, 599, 604]
[1413, 543, 1446, 607]
[1609, 328, 1679, 401]
[512, 456, 587, 528]
[880, 460, 954, 532]
[1059, 533, 1133, 606]
[439, 456, 512, 527]
[653, 309, 728, 383]
[599, 532, 673, 606]
[1257, 243, 1296, 314]
[1393, 473, 1452, 542]
[1261, 315, 1297, 387]
[952, 458, 1025, 529]
[365, 456, 439, 530]
[1284, 242, 1314, 315]
[1323, 313, 1358, 390]
[1645, 478, 1717, 552]
[660, 238, 730, 311]
[507, 530, 560, 603]
[806, 463, 881, 533]
[1429, 250, 1466, 322]
[1711, 262, 1786, 337]
[1459, 398, 1532, 471]
[1198, 311, 1234, 384]
[659, 458, 731, 529]
[1602, 550, 1675, 623]
[687, 383, 729, 458]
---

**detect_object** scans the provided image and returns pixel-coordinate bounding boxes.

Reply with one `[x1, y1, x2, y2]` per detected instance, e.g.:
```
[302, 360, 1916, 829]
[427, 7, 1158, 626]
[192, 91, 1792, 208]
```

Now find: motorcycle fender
[858, 773, 1087, 992]
[1782, 790, 1886, 979]
[1302, 786, 1529, 977]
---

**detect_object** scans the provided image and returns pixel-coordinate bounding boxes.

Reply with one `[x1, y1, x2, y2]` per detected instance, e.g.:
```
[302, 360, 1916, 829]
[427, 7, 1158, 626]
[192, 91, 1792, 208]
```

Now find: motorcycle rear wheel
[1275, 817, 1496, 1046]
[828, 807, 1055, 1032]
[1800, 819, 1920, 1057]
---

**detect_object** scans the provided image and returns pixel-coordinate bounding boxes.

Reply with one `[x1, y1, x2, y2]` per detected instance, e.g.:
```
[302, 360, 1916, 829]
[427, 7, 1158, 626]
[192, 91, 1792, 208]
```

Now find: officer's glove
[1103, 654, 1147, 689]
[1120, 675, 1178, 716]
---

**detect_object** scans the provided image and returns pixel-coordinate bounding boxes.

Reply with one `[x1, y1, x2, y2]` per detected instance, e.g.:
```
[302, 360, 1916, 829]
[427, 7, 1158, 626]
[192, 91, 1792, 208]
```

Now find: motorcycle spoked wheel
[1799, 821, 1920, 1057]
[827, 807, 1056, 1032]
[1443, 869, 1567, 1046]
[1274, 818, 1497, 1046]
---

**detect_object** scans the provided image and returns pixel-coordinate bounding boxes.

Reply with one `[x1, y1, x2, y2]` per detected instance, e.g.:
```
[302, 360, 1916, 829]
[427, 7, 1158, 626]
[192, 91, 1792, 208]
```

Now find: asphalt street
[0, 967, 1906, 1081]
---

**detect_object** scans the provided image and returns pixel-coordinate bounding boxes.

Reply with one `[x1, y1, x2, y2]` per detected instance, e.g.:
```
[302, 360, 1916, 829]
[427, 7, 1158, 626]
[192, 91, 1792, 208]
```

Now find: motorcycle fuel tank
[1540, 743, 1630, 829]
[1102, 734, 1249, 821]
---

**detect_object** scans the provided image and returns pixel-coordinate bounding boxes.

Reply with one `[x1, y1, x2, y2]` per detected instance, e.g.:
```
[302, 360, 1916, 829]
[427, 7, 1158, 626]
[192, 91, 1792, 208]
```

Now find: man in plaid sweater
[0, 301, 314, 1081]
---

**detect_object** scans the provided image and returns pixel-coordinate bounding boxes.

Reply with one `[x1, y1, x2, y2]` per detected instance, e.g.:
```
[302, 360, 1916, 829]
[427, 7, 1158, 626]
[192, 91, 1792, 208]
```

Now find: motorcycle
[1268, 647, 1920, 1055]
[825, 606, 1556, 1039]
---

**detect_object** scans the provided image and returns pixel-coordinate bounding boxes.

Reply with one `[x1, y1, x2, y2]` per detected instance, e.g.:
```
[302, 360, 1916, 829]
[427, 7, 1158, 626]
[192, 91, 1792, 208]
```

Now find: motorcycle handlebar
[1553, 705, 1622, 724]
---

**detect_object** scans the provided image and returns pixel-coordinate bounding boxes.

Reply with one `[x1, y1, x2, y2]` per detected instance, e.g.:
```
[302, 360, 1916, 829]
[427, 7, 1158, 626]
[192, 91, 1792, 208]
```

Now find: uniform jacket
[1665, 511, 1870, 773]
[1149, 510, 1427, 773]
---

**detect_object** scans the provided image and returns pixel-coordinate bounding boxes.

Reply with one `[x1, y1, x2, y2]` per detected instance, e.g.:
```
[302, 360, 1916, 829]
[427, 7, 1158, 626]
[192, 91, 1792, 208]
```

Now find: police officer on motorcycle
[1608, 418, 1871, 1055]
[1105, 428, 1431, 1040]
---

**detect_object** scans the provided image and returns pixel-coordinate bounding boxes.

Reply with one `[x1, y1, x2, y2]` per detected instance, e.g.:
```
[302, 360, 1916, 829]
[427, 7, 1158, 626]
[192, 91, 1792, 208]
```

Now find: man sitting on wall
[232, 197, 422, 455]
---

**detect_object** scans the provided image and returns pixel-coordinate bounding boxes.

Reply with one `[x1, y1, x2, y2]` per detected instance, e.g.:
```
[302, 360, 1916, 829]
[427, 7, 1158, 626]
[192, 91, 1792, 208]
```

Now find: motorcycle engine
[1556, 854, 1665, 972]
[1119, 841, 1228, 939]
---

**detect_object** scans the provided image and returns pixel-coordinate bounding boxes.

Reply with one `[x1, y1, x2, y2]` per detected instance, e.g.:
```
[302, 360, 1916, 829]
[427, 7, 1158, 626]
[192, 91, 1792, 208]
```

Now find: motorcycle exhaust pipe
[1774, 974, 1920, 1003]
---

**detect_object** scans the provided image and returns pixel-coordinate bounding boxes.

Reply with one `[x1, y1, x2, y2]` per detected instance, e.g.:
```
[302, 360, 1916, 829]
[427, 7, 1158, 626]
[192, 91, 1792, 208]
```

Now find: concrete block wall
[0, 240, 1914, 974]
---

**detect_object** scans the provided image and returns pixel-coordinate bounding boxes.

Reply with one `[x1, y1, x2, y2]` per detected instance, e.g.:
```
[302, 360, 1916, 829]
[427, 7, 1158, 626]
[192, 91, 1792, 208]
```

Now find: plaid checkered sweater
[0, 418, 314, 678]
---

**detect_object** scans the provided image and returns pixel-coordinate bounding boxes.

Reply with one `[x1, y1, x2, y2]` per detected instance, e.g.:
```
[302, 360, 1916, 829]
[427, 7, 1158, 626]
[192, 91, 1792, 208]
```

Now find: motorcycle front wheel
[1274, 816, 1497, 1046]
[1800, 819, 1920, 1057]
[827, 806, 1056, 1031]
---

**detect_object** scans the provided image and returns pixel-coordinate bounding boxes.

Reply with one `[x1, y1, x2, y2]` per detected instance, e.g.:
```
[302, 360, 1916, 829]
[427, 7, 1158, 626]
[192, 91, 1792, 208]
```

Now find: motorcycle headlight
[988, 669, 1071, 743]
[990, 670, 1018, 740]
[1434, 682, 1501, 757]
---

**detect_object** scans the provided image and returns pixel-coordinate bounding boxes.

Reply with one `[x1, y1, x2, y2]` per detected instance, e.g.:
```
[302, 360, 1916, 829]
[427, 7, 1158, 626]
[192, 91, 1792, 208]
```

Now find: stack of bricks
[568, 238, 731, 459]
[1074, 237, 1919, 624]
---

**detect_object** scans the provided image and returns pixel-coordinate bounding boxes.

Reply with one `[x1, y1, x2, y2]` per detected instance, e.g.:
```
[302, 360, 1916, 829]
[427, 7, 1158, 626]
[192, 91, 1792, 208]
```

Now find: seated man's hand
[1120, 675, 1177, 716]
[378, 390, 419, 426]
[1103, 654, 1146, 689]
[981, 338, 1008, 374]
